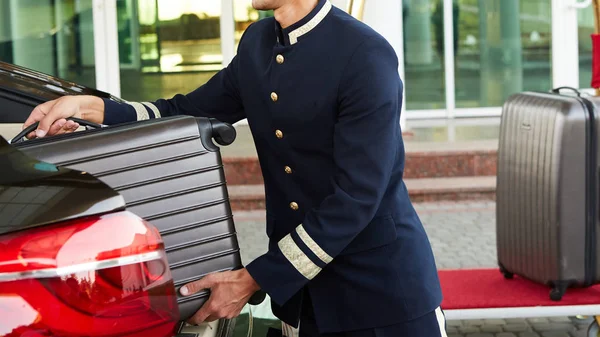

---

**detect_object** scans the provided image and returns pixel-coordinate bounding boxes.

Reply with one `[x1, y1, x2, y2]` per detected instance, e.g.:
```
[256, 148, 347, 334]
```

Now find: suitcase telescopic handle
[551, 86, 582, 96]
[9, 117, 103, 144]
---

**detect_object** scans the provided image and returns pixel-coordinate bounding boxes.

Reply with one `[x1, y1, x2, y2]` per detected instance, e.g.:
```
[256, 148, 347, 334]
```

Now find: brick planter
[226, 176, 497, 212]
[223, 149, 498, 185]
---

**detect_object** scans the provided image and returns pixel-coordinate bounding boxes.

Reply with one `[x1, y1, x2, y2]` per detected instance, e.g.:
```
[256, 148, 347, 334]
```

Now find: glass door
[113, 0, 228, 101]
[0, 0, 97, 139]
[0, 0, 97, 88]
[402, 0, 593, 119]
[142, 0, 224, 73]
[117, 0, 141, 70]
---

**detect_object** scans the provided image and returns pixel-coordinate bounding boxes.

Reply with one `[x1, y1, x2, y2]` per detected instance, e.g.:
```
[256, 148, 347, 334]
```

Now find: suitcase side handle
[195, 117, 237, 151]
[209, 118, 236, 146]
[551, 86, 582, 96]
[9, 117, 103, 144]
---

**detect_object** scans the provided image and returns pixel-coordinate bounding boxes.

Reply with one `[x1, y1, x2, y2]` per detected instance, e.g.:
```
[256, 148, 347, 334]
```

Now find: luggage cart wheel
[587, 316, 600, 337]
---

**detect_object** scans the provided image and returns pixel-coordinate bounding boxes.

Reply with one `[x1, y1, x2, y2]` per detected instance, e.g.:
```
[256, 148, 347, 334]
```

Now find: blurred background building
[0, 0, 595, 132]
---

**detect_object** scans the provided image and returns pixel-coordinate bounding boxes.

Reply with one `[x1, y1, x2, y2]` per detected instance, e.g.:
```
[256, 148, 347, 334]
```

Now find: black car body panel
[0, 60, 124, 123]
[0, 136, 125, 235]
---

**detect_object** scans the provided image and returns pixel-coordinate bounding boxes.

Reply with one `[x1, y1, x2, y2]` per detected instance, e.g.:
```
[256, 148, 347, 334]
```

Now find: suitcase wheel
[549, 281, 569, 301]
[498, 264, 514, 279]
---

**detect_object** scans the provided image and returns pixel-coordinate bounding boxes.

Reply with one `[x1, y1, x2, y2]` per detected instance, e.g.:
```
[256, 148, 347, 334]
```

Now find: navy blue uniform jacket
[102, 0, 442, 333]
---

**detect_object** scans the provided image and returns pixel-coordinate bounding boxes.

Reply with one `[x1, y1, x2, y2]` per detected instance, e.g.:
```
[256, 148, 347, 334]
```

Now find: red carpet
[439, 269, 600, 310]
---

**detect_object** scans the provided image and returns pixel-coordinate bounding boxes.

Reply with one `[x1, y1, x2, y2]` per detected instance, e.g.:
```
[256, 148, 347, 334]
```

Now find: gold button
[271, 92, 278, 102]
[275, 130, 283, 139]
[290, 202, 299, 211]
[284, 166, 292, 174]
[276, 54, 284, 64]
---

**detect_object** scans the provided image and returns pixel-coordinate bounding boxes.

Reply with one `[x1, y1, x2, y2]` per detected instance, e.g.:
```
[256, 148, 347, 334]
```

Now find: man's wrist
[80, 96, 105, 124]
[241, 268, 261, 292]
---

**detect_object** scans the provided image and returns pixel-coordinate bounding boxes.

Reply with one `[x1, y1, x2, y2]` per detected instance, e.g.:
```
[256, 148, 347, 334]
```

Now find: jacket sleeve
[245, 36, 403, 306]
[101, 35, 248, 126]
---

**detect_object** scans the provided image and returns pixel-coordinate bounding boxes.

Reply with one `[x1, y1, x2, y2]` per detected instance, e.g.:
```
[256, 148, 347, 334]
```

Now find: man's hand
[23, 95, 105, 139]
[181, 268, 260, 325]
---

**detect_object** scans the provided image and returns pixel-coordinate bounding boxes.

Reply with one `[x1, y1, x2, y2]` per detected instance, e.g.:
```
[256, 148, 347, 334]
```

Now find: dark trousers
[297, 292, 448, 337]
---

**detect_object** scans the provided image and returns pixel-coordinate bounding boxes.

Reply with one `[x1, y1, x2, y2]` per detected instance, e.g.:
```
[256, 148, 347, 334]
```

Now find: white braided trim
[141, 102, 161, 118]
[296, 224, 333, 264]
[278, 234, 321, 280]
[127, 101, 150, 120]
[288, 1, 332, 45]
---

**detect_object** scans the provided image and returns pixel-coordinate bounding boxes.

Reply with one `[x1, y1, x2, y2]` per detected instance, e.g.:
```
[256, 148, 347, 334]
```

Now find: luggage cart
[439, 269, 600, 336]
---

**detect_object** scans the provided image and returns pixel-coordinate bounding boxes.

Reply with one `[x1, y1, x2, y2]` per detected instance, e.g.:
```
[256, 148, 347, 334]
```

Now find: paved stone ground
[232, 201, 597, 337]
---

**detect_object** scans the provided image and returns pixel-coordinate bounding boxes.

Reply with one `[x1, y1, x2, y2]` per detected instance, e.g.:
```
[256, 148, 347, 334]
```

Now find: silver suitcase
[496, 87, 600, 300]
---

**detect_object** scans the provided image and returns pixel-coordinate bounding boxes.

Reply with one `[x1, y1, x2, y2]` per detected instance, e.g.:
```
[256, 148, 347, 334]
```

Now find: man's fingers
[36, 99, 75, 137]
[37, 111, 61, 138]
[180, 274, 218, 296]
[39, 120, 80, 138]
[23, 100, 56, 130]
[48, 119, 67, 136]
[24, 101, 57, 139]
[65, 120, 79, 130]
[203, 314, 220, 323]
[188, 299, 217, 325]
[200, 306, 236, 323]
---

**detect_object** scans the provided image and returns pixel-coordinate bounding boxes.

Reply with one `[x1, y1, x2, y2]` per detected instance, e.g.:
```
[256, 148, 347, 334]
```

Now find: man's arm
[245, 35, 403, 306]
[102, 51, 245, 126]
[101, 24, 255, 126]
[25, 27, 251, 138]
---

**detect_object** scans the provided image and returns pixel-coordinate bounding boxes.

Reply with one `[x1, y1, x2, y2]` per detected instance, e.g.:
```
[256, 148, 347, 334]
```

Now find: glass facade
[0, 0, 96, 88]
[403, 0, 553, 111]
[0, 0, 596, 119]
[117, 0, 220, 101]
[455, 0, 552, 109]
[402, 0, 447, 110]
[114, 0, 266, 102]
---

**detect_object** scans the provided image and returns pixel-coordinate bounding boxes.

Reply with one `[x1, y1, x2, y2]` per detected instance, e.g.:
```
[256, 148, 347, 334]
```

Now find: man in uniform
[23, 0, 446, 336]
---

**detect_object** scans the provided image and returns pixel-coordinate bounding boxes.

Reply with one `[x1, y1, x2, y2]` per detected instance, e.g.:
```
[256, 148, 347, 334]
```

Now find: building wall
[0, 0, 596, 120]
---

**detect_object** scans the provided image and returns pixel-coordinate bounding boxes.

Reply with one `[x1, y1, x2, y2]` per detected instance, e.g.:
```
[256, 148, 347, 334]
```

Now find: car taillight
[0, 211, 179, 337]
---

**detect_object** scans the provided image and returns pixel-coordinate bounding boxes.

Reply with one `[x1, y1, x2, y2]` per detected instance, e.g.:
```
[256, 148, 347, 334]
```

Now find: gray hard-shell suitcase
[496, 87, 600, 301]
[10, 115, 264, 320]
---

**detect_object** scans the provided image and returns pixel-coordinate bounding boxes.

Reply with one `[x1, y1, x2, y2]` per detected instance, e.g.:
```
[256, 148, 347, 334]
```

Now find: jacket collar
[275, 0, 332, 46]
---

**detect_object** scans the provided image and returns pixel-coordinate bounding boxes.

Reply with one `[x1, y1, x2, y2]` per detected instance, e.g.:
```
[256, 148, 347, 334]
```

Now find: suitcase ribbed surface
[16, 116, 242, 319]
[497, 93, 560, 283]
